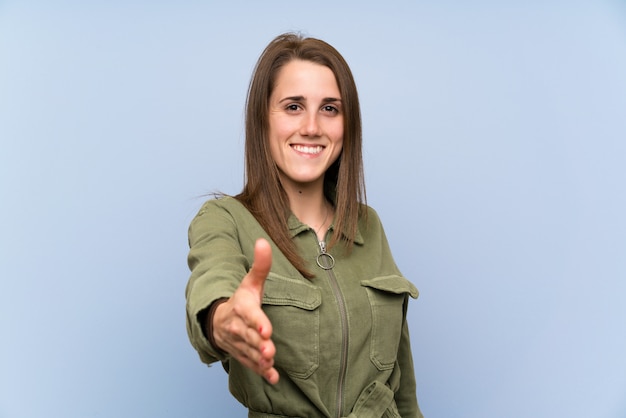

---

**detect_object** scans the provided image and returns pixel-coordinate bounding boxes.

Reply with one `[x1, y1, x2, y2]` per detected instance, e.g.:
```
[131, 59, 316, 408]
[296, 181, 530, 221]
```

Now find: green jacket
[186, 197, 424, 418]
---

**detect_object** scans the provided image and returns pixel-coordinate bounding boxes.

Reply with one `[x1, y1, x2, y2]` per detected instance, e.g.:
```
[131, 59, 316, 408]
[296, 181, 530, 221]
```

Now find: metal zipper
[315, 234, 348, 418]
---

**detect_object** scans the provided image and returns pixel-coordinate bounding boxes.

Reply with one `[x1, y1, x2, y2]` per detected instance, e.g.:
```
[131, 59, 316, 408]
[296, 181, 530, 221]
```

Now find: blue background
[1, 1, 625, 417]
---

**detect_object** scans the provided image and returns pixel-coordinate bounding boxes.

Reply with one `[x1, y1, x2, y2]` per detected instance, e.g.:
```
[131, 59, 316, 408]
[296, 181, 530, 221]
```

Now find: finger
[228, 339, 278, 382]
[238, 238, 273, 338]
[235, 354, 279, 385]
[230, 297, 273, 341]
[238, 351, 279, 385]
[264, 367, 280, 385]
[220, 310, 275, 359]
[229, 321, 274, 360]
[244, 238, 272, 293]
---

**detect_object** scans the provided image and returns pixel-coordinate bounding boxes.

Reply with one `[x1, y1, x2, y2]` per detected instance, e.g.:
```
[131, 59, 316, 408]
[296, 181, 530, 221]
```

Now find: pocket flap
[361, 275, 419, 298]
[263, 273, 322, 310]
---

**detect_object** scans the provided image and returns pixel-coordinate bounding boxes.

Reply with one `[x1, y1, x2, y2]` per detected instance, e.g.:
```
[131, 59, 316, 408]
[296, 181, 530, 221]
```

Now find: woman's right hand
[211, 238, 279, 384]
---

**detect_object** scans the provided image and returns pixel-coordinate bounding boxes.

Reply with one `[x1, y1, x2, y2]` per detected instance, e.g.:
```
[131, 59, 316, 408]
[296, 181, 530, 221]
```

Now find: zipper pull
[316, 240, 335, 270]
[318, 240, 327, 254]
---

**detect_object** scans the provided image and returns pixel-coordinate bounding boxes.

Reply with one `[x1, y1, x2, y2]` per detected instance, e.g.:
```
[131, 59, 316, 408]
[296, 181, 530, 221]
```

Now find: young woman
[186, 32, 424, 418]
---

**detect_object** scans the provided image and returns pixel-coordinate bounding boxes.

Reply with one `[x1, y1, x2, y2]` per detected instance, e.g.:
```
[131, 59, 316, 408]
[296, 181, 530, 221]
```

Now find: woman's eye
[322, 105, 339, 114]
[286, 104, 300, 111]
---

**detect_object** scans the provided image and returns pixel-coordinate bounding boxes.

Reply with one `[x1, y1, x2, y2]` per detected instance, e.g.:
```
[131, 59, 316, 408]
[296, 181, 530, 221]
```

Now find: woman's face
[268, 59, 344, 191]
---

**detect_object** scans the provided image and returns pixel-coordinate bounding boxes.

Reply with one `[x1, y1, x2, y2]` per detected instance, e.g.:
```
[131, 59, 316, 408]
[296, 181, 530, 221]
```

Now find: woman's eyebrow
[279, 95, 305, 103]
[278, 96, 342, 103]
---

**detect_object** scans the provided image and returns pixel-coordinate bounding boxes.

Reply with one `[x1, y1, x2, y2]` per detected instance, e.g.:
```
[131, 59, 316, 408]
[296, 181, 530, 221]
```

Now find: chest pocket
[361, 275, 418, 370]
[262, 273, 321, 379]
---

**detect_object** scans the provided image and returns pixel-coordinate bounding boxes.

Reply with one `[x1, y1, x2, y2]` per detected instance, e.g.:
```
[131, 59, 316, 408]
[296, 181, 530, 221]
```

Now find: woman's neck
[282, 180, 333, 241]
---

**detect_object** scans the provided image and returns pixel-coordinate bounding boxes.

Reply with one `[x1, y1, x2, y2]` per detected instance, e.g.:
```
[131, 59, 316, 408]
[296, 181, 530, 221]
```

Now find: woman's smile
[291, 144, 325, 155]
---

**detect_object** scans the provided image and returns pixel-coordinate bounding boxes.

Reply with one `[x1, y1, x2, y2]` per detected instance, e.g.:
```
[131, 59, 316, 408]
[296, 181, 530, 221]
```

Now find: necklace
[312, 203, 330, 240]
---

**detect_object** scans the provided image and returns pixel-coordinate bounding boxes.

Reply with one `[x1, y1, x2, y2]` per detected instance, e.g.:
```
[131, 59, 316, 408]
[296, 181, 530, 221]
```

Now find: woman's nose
[300, 113, 322, 137]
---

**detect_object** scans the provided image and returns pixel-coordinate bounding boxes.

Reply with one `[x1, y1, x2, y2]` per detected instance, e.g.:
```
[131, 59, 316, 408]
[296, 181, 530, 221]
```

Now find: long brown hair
[236, 32, 366, 278]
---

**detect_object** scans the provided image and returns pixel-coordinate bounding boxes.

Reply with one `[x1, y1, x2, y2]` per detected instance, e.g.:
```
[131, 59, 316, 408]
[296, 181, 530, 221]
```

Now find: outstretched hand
[212, 238, 279, 384]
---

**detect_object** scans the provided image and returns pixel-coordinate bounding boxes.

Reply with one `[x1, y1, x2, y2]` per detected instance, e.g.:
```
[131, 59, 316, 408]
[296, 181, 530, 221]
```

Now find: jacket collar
[287, 213, 364, 245]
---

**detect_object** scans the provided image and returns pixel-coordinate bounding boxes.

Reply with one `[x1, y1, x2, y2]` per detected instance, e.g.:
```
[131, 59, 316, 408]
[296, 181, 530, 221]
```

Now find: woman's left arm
[395, 312, 424, 418]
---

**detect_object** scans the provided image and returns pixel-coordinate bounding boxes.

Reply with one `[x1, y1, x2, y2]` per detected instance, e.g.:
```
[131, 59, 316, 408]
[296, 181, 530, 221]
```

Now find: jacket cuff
[187, 293, 233, 364]
[201, 298, 229, 357]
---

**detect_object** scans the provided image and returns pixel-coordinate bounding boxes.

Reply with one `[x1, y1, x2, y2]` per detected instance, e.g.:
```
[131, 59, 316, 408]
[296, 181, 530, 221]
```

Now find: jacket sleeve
[395, 317, 424, 418]
[370, 207, 424, 417]
[185, 200, 249, 365]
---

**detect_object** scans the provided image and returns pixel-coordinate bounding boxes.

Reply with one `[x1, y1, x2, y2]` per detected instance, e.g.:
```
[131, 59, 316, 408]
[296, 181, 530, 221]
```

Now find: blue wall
[1, 1, 625, 417]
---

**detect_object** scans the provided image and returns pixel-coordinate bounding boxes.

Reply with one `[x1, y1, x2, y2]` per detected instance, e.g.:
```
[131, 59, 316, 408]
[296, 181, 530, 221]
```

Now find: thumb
[244, 238, 272, 297]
